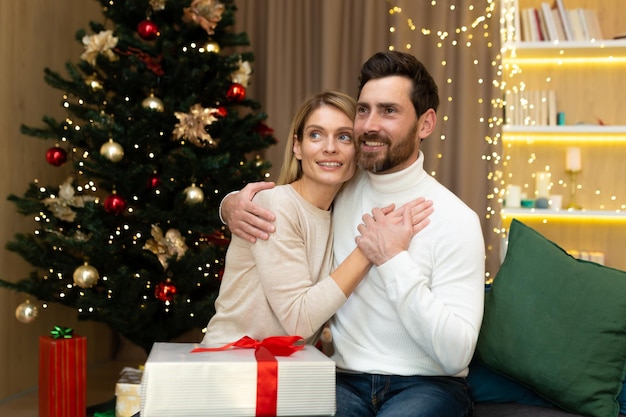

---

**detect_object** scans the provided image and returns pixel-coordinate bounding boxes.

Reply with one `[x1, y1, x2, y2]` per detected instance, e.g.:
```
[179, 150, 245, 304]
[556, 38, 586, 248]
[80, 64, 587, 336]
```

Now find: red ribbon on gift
[191, 336, 304, 416]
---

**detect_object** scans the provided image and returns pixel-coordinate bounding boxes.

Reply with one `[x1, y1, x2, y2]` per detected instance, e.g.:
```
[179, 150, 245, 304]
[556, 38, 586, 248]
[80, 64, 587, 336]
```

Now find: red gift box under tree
[39, 326, 86, 417]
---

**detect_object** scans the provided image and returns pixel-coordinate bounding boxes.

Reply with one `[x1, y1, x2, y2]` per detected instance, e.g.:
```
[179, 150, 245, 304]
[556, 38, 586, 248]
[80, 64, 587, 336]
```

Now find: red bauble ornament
[213, 105, 227, 118]
[103, 193, 127, 215]
[205, 230, 230, 246]
[226, 83, 246, 102]
[155, 280, 177, 302]
[147, 174, 161, 189]
[137, 20, 160, 40]
[45, 147, 67, 166]
[254, 122, 275, 137]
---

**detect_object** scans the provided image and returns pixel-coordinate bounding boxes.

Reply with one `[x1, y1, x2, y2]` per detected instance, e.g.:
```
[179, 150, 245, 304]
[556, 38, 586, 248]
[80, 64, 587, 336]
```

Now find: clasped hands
[222, 182, 433, 266]
[356, 198, 433, 266]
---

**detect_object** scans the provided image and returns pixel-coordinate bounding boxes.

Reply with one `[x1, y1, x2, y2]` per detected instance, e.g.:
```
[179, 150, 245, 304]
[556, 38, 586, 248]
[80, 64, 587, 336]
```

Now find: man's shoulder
[424, 179, 481, 226]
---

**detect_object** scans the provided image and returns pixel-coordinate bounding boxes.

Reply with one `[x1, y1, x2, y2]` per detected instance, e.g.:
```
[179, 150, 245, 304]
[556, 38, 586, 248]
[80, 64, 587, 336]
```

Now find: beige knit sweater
[203, 185, 347, 346]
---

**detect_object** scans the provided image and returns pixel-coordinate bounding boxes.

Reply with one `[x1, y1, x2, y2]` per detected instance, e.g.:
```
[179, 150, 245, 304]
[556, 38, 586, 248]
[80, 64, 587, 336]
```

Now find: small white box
[140, 342, 336, 417]
[115, 367, 143, 417]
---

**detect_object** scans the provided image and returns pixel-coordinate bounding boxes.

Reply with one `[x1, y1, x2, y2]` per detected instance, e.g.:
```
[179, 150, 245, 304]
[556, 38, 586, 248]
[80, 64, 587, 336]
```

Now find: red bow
[191, 335, 304, 356]
[191, 336, 304, 416]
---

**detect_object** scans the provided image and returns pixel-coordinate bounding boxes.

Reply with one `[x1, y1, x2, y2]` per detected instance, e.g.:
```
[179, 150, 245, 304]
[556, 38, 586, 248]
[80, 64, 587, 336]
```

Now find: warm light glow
[501, 209, 626, 224]
[502, 127, 626, 144]
[504, 55, 626, 65]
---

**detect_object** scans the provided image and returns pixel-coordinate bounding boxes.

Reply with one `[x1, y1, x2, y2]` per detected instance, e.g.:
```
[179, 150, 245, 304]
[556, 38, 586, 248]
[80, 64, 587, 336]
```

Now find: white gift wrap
[115, 367, 143, 417]
[140, 342, 336, 417]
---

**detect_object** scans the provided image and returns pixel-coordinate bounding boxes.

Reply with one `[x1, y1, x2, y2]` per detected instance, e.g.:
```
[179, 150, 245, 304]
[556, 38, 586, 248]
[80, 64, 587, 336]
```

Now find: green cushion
[476, 219, 626, 417]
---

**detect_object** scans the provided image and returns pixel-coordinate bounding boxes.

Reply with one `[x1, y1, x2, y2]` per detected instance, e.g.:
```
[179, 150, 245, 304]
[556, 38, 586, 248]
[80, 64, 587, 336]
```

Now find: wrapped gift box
[39, 334, 87, 417]
[115, 367, 143, 417]
[140, 342, 336, 417]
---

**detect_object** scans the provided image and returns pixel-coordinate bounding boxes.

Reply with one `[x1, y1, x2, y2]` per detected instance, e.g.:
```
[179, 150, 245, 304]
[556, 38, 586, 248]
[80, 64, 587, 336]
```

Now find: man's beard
[356, 122, 418, 173]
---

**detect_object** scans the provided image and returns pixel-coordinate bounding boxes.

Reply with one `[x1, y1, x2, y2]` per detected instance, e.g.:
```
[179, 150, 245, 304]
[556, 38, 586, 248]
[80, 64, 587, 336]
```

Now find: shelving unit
[503, 40, 626, 61]
[499, 0, 626, 271]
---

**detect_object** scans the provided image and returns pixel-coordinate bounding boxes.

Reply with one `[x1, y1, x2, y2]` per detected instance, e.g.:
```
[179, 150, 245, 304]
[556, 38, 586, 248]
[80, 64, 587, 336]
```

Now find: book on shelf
[576, 9, 591, 40]
[568, 9, 587, 41]
[521, 8, 539, 41]
[535, 8, 549, 41]
[550, 7, 566, 41]
[554, 0, 574, 40]
[540, 2, 560, 41]
[547, 90, 557, 126]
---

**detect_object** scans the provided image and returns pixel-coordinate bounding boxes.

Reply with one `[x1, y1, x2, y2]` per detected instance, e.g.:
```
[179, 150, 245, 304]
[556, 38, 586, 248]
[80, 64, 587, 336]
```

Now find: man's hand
[356, 198, 433, 266]
[398, 197, 434, 235]
[221, 182, 276, 242]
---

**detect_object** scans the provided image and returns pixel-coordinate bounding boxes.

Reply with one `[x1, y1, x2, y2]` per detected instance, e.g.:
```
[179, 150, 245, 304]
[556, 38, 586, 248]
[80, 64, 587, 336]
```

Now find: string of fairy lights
[386, 0, 626, 276]
[385, 0, 502, 278]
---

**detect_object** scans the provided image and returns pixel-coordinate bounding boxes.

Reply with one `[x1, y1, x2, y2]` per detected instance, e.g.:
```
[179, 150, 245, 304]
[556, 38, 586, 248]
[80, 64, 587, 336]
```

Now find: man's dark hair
[358, 51, 440, 117]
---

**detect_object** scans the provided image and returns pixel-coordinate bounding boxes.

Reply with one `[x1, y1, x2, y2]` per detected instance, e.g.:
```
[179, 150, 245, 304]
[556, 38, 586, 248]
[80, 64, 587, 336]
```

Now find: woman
[202, 90, 430, 345]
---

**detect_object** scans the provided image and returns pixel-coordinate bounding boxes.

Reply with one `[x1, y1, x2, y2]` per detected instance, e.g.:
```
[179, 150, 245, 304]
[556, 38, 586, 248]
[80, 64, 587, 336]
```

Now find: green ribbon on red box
[191, 335, 304, 417]
[50, 325, 74, 339]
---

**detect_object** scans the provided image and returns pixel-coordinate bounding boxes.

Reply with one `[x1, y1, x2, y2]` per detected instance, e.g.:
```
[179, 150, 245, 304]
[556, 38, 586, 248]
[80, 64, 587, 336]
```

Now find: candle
[549, 194, 563, 210]
[535, 171, 550, 198]
[566, 147, 581, 172]
[505, 184, 521, 208]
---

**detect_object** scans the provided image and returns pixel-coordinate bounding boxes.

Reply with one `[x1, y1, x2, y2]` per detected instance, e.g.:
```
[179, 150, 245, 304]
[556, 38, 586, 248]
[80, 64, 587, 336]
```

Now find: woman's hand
[356, 198, 433, 265]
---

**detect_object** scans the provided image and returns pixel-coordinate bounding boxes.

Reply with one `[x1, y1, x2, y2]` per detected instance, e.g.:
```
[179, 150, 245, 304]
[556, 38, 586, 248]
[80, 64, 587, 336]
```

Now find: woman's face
[294, 105, 356, 188]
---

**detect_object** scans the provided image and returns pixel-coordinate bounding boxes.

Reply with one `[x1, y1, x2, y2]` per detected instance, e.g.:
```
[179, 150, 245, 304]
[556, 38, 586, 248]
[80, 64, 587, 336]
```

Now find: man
[221, 51, 485, 417]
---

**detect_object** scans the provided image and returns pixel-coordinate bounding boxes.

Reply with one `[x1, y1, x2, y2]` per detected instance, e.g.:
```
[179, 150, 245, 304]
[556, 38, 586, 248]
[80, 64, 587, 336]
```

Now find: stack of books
[515, 0, 603, 42]
[505, 89, 558, 126]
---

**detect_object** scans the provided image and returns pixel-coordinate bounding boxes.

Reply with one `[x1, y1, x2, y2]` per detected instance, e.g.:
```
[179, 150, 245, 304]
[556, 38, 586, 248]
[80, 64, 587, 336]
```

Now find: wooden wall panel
[0, 0, 112, 401]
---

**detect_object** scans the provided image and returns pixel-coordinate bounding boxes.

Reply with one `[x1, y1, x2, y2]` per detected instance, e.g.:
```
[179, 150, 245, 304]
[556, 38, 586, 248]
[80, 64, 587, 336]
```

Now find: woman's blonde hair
[276, 90, 356, 185]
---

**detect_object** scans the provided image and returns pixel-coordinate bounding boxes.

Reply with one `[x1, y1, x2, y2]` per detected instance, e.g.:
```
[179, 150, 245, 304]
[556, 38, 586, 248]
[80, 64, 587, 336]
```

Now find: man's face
[354, 76, 420, 174]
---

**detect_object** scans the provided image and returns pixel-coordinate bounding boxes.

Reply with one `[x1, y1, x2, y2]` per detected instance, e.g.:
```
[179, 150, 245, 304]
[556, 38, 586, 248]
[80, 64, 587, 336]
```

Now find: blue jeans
[335, 372, 473, 417]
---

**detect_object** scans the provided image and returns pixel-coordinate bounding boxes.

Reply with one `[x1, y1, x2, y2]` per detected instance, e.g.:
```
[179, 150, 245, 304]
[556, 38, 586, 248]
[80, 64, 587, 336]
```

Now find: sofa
[470, 358, 626, 416]
[474, 403, 591, 416]
[467, 220, 626, 417]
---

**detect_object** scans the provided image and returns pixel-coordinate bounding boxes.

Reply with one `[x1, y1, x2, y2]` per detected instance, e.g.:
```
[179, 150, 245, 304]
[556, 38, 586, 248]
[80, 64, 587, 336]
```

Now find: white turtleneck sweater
[329, 152, 485, 377]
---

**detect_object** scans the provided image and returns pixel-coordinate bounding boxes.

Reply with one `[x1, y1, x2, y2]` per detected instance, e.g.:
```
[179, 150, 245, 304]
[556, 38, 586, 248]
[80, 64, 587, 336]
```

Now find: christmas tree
[0, 0, 275, 354]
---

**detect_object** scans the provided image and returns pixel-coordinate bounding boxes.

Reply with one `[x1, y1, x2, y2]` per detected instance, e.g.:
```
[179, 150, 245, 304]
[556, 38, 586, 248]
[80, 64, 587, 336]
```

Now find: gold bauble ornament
[73, 262, 100, 288]
[184, 183, 205, 204]
[142, 92, 164, 112]
[204, 40, 220, 53]
[100, 139, 124, 162]
[15, 300, 39, 324]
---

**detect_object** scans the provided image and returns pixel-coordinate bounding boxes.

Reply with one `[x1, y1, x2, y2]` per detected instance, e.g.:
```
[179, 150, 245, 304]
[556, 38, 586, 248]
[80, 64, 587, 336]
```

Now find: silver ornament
[142, 92, 164, 112]
[100, 139, 124, 162]
[184, 183, 205, 204]
[15, 300, 39, 323]
[73, 262, 100, 288]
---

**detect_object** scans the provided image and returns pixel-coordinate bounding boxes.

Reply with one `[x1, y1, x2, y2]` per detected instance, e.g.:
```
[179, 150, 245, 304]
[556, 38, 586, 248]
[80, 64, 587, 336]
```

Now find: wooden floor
[0, 360, 140, 417]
